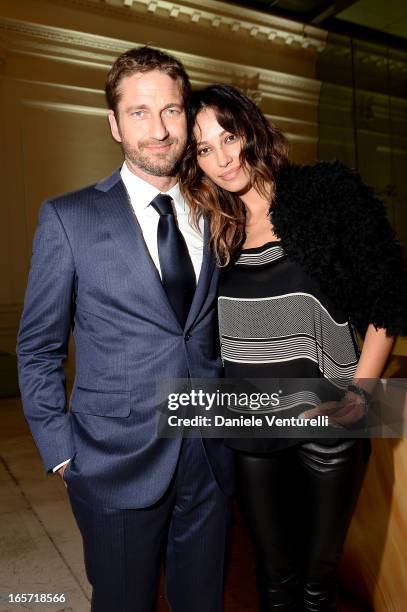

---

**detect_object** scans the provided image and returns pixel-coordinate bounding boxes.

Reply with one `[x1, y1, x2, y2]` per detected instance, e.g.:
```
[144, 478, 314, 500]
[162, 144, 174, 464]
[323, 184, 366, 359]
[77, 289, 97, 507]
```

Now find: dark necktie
[150, 194, 196, 327]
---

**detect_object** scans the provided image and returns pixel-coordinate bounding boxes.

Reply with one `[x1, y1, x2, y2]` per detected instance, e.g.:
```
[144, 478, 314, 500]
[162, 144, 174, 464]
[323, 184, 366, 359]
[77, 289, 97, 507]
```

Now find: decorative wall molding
[49, 0, 327, 51]
[0, 16, 321, 108]
[21, 99, 108, 116]
[0, 17, 128, 61]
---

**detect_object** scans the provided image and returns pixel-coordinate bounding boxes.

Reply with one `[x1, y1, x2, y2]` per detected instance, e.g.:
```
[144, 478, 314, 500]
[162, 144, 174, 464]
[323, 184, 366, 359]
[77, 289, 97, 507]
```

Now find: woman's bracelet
[345, 383, 372, 415]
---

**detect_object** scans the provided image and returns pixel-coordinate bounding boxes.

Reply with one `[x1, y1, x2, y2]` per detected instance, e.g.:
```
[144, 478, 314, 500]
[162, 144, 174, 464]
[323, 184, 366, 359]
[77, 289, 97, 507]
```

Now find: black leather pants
[235, 440, 369, 611]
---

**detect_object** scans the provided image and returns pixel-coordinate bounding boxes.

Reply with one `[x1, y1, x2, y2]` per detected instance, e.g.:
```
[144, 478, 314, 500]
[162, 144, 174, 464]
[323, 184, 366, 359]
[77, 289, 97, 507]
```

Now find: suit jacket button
[185, 333, 191, 341]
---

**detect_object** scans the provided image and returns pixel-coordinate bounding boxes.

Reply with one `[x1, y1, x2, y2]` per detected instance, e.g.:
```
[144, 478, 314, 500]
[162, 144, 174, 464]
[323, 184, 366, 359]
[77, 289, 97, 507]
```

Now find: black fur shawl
[271, 160, 407, 337]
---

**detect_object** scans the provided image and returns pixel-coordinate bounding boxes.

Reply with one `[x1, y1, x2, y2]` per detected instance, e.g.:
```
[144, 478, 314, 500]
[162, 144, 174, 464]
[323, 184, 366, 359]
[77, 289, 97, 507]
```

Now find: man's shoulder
[46, 169, 122, 212]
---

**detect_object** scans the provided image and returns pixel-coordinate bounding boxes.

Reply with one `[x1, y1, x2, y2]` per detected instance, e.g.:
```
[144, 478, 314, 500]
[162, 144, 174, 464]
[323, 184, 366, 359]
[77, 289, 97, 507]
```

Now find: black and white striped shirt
[218, 241, 360, 451]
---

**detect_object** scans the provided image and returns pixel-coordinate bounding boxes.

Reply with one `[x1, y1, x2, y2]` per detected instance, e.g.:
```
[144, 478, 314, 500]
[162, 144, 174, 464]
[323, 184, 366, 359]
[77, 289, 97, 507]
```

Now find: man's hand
[58, 462, 70, 487]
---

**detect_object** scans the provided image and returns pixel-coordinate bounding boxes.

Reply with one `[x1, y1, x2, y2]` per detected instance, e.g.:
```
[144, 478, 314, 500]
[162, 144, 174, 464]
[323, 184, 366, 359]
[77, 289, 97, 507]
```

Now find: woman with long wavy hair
[180, 84, 407, 611]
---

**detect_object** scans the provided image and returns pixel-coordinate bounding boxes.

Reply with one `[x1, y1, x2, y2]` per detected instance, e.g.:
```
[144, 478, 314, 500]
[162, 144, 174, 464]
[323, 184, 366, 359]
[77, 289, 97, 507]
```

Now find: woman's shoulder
[275, 159, 360, 191]
[273, 160, 347, 222]
[271, 157, 387, 260]
[274, 158, 381, 219]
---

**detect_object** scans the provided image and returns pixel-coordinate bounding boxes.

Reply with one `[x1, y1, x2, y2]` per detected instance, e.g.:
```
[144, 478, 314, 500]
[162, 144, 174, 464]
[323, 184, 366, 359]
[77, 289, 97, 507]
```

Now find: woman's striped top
[218, 241, 360, 452]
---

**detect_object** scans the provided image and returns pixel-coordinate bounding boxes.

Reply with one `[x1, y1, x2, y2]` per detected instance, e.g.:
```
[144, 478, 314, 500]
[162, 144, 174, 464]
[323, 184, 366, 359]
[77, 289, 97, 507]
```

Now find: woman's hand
[304, 325, 395, 427]
[303, 393, 367, 428]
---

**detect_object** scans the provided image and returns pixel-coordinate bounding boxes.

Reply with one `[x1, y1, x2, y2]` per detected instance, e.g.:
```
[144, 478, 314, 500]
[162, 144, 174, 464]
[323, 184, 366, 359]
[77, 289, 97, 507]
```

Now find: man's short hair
[105, 46, 191, 114]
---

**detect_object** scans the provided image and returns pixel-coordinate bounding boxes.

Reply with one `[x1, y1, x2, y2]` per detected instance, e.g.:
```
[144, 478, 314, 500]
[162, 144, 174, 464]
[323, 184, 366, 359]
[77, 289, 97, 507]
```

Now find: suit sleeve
[331, 161, 407, 337]
[17, 200, 76, 472]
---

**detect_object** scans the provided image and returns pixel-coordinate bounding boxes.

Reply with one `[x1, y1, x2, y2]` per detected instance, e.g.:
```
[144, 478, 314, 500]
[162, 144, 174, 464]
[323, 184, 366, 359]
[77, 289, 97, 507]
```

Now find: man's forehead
[118, 70, 183, 102]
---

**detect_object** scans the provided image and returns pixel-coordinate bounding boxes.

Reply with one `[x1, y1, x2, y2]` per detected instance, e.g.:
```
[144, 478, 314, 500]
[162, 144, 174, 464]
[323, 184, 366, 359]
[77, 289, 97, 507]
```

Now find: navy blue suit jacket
[17, 170, 234, 508]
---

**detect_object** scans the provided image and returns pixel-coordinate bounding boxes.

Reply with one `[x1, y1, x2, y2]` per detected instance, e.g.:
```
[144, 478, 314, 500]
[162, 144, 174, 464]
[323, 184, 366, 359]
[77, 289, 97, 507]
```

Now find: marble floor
[0, 397, 369, 612]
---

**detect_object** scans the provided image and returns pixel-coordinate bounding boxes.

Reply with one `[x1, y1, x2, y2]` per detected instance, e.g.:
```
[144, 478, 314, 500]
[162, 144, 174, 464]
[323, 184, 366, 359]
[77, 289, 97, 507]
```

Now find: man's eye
[131, 111, 145, 118]
[165, 108, 180, 116]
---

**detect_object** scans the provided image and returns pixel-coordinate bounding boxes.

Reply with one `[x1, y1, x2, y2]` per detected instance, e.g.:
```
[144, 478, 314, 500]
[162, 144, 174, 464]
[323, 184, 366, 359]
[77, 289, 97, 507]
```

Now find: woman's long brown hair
[180, 84, 289, 266]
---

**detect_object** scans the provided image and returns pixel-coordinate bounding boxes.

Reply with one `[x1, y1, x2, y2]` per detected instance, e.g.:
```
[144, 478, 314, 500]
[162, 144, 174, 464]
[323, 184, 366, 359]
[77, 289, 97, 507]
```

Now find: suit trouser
[235, 439, 369, 612]
[67, 438, 231, 612]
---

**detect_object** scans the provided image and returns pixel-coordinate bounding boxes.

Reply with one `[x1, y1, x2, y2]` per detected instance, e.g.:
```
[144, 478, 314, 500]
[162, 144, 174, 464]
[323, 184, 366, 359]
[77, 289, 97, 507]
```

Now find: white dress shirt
[53, 163, 204, 473]
[121, 162, 204, 281]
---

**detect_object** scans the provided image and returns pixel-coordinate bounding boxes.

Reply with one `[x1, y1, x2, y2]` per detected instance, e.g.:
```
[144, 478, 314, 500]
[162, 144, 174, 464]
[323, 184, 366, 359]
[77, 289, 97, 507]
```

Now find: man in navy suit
[17, 46, 233, 612]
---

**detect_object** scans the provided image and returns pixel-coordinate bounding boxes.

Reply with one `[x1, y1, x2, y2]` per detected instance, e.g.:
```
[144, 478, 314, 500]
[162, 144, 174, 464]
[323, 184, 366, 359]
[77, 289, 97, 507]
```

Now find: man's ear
[108, 110, 122, 143]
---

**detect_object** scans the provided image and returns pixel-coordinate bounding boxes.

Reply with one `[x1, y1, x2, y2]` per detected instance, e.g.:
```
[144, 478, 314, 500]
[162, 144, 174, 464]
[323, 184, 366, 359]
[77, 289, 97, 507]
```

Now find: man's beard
[122, 138, 186, 177]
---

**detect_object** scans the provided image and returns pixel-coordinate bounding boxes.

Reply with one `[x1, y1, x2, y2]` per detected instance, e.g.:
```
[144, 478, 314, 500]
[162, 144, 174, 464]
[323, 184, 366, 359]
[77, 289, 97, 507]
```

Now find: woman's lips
[219, 166, 241, 181]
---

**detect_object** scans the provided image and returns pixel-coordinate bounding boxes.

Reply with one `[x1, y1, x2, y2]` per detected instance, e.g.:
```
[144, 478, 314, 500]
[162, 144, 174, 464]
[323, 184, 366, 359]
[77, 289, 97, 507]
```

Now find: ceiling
[336, 0, 407, 39]
[223, 0, 407, 43]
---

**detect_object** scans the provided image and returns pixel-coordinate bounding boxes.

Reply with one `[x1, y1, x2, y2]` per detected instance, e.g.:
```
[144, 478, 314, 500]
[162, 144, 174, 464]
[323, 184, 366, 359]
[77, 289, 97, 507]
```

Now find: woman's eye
[198, 147, 210, 156]
[225, 134, 237, 143]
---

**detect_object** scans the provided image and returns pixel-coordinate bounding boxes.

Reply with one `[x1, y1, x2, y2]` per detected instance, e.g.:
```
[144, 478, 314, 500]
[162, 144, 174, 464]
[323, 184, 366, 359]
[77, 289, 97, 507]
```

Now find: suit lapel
[93, 171, 216, 332]
[94, 173, 182, 330]
[184, 217, 217, 330]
